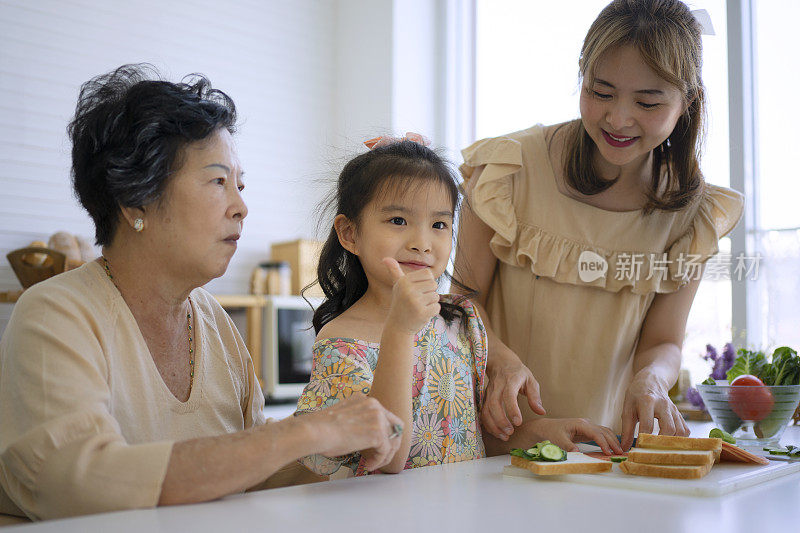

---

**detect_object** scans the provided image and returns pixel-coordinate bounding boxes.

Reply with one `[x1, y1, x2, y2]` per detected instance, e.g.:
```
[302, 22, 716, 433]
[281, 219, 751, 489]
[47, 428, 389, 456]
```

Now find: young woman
[455, 0, 744, 450]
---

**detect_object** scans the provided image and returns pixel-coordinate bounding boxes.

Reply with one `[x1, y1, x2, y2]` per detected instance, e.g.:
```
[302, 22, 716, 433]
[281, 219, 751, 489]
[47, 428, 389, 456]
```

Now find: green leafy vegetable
[769, 347, 800, 386]
[754, 347, 800, 386]
[726, 349, 767, 382]
[701, 377, 716, 385]
[759, 363, 777, 386]
[510, 448, 536, 460]
[511, 441, 567, 462]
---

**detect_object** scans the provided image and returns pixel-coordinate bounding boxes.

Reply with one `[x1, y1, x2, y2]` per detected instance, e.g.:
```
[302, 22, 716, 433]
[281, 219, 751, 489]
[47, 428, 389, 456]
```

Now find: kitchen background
[0, 0, 796, 386]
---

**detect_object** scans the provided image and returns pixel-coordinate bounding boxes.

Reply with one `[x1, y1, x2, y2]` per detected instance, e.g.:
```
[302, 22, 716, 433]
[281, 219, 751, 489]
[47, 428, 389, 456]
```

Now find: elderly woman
[0, 65, 403, 521]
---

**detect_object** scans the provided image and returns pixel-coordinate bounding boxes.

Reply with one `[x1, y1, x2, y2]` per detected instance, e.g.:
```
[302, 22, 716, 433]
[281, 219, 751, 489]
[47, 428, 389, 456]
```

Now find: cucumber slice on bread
[539, 443, 567, 461]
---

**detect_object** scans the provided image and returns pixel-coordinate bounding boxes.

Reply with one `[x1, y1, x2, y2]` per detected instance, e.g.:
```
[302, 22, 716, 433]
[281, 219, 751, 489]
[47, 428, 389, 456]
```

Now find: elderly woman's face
[146, 128, 246, 282]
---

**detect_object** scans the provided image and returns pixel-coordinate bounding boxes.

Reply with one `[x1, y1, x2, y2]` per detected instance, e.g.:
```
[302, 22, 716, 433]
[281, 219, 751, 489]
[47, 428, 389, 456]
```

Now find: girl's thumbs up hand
[382, 258, 440, 335]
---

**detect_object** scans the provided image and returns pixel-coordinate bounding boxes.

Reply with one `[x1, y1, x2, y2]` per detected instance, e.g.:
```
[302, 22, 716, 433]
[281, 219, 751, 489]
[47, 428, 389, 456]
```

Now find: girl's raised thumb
[382, 257, 404, 282]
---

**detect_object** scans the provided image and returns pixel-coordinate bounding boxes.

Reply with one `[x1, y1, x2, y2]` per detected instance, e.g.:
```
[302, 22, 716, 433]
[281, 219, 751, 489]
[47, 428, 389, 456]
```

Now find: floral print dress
[296, 295, 487, 476]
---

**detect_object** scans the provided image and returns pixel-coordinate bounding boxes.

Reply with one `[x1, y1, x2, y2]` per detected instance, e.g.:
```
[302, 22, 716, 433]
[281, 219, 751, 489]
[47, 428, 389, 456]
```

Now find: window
[475, 0, 607, 139]
[750, 0, 800, 350]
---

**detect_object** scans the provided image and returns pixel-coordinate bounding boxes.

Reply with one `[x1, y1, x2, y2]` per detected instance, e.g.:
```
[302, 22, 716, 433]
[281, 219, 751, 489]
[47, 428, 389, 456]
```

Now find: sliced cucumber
[514, 441, 566, 462]
[539, 443, 566, 461]
[610, 456, 627, 463]
[709, 428, 735, 444]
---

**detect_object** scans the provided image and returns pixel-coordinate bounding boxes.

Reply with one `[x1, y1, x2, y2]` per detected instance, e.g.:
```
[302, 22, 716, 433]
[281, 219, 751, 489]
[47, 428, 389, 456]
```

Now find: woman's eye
[214, 177, 226, 186]
[389, 217, 406, 226]
[592, 90, 612, 99]
[638, 102, 660, 109]
[237, 184, 245, 192]
[433, 221, 448, 230]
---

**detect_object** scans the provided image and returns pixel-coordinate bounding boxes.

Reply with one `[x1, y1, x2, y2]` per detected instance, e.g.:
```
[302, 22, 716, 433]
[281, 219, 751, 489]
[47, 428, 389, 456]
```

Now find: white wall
[333, 0, 393, 147]
[392, 0, 440, 141]
[0, 0, 452, 335]
[332, 0, 453, 153]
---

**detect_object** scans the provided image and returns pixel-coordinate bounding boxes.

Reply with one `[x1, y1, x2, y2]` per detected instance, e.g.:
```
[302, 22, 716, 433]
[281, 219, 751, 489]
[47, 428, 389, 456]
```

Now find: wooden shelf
[0, 290, 23, 303]
[213, 294, 267, 308]
[212, 294, 267, 389]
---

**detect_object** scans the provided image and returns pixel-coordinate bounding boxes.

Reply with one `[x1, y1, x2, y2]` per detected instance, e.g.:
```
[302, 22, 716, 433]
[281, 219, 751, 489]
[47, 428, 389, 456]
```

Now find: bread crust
[637, 433, 722, 452]
[619, 460, 713, 479]
[628, 448, 714, 465]
[510, 455, 612, 475]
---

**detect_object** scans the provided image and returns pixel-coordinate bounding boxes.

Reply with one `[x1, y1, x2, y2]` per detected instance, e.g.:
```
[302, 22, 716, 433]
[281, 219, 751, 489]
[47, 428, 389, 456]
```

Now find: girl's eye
[389, 217, 406, 226]
[433, 221, 448, 230]
[214, 177, 226, 186]
[592, 90, 612, 99]
[638, 102, 660, 109]
[238, 183, 245, 192]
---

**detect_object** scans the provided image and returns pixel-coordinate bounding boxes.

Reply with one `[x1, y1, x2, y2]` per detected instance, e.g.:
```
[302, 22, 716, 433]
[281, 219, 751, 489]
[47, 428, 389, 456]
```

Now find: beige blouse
[0, 262, 266, 520]
[461, 125, 744, 432]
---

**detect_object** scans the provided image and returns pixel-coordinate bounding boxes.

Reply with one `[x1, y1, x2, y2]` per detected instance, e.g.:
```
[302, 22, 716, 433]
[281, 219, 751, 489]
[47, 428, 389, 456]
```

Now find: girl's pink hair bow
[364, 132, 430, 149]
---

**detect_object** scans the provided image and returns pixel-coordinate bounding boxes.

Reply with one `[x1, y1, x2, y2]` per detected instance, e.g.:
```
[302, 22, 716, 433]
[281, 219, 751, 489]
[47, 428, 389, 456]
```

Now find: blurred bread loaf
[21, 241, 49, 266]
[48, 232, 82, 263]
[75, 235, 96, 262]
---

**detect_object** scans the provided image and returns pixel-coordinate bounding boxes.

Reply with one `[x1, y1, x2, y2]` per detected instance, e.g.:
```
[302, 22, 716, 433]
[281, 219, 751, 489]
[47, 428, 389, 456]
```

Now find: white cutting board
[502, 457, 800, 497]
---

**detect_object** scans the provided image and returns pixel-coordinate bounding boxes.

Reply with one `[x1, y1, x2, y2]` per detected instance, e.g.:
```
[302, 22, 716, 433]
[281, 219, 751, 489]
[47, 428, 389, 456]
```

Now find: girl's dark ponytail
[311, 227, 368, 334]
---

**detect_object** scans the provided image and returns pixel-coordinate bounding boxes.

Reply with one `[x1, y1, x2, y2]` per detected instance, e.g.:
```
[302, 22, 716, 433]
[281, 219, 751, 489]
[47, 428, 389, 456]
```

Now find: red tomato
[729, 374, 774, 421]
[731, 374, 765, 387]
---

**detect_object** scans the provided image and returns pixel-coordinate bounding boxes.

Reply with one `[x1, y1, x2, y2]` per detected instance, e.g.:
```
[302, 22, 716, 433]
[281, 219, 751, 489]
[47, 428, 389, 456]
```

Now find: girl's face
[344, 179, 454, 292]
[579, 45, 686, 175]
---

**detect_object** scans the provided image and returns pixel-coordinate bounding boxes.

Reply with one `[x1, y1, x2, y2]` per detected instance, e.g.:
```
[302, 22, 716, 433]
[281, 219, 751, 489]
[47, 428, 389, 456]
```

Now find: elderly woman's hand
[620, 370, 689, 450]
[481, 347, 546, 441]
[310, 393, 404, 471]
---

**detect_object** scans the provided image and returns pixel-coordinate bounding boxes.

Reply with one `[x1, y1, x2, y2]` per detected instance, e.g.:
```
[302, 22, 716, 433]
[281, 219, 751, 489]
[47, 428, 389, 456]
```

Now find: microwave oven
[261, 295, 322, 401]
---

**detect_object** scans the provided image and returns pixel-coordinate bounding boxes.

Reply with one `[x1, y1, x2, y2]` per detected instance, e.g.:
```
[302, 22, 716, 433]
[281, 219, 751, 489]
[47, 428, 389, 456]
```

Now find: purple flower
[711, 357, 729, 380]
[686, 387, 705, 411]
[722, 343, 736, 365]
[700, 343, 736, 381]
[703, 344, 718, 362]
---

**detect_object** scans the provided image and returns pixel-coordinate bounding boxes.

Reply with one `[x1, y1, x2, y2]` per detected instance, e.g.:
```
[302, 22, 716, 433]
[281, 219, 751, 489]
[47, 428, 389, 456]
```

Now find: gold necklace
[101, 256, 195, 392]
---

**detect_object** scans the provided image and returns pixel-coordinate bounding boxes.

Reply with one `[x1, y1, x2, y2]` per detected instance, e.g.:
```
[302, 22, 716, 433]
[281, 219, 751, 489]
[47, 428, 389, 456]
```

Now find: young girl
[296, 139, 621, 476]
[455, 0, 745, 451]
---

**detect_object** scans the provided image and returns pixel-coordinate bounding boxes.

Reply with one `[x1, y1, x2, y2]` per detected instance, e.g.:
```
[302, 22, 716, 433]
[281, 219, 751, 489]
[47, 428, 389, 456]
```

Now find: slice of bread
[619, 460, 713, 479]
[628, 447, 715, 466]
[636, 433, 722, 453]
[510, 453, 612, 475]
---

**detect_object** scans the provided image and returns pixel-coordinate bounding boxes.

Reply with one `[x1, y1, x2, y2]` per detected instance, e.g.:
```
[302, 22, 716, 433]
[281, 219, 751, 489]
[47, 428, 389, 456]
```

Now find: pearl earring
[133, 218, 144, 232]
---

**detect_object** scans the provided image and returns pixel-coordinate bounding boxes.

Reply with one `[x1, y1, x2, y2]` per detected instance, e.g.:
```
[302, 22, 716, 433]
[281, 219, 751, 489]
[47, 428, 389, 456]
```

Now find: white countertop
[8, 422, 800, 532]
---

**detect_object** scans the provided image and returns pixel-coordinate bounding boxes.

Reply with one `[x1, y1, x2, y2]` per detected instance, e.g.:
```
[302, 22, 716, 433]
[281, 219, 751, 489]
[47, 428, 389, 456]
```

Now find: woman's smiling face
[579, 45, 686, 175]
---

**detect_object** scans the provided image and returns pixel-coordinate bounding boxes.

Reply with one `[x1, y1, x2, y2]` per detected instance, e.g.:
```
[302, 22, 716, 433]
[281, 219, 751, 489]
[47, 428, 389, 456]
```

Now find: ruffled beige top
[460, 125, 744, 432]
[0, 262, 266, 520]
